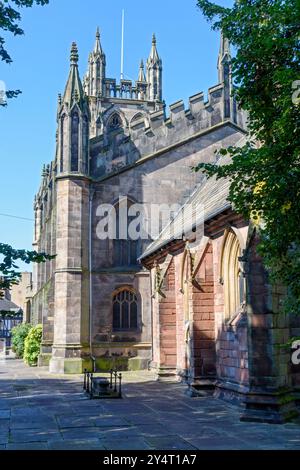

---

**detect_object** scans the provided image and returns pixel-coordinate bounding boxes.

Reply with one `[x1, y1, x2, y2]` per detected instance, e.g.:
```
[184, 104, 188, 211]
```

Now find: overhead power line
[0, 213, 34, 222]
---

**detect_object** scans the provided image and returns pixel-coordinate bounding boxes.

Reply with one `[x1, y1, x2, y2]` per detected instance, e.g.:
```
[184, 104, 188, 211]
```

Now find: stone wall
[90, 124, 244, 276]
[146, 214, 250, 390]
[10, 272, 32, 315]
[192, 243, 216, 379]
[149, 243, 217, 382]
[87, 122, 244, 369]
[90, 270, 151, 370]
[211, 224, 250, 402]
[158, 259, 177, 371]
[90, 85, 246, 179]
[145, 216, 299, 421]
[32, 70, 246, 373]
[239, 230, 298, 422]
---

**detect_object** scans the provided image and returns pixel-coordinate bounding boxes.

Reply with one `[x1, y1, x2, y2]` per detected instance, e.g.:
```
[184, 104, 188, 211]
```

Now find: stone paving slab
[145, 436, 197, 450]
[101, 403, 152, 415]
[5, 442, 49, 450]
[165, 423, 223, 440]
[57, 415, 98, 428]
[134, 424, 171, 437]
[10, 416, 58, 430]
[70, 403, 106, 415]
[97, 426, 141, 440]
[39, 404, 74, 415]
[101, 437, 152, 450]
[60, 426, 103, 441]
[10, 429, 63, 444]
[0, 359, 300, 450]
[94, 416, 132, 427]
[122, 413, 160, 425]
[185, 436, 255, 450]
[48, 439, 106, 450]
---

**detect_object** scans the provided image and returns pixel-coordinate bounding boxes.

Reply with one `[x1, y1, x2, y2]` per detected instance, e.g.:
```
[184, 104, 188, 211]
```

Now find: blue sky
[0, 0, 232, 270]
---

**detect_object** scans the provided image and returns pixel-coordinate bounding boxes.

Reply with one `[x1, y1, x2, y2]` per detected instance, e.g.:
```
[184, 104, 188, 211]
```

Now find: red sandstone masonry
[158, 259, 177, 369]
[192, 244, 216, 378]
[211, 231, 250, 388]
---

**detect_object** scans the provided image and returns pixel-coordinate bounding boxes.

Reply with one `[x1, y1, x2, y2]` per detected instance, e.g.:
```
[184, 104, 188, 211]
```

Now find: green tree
[0, 242, 54, 296]
[0, 0, 49, 105]
[195, 0, 300, 314]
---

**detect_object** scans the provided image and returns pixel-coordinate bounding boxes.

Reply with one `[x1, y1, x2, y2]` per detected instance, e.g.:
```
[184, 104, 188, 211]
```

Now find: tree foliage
[0, 242, 54, 296]
[11, 322, 32, 358]
[195, 0, 300, 314]
[0, 0, 49, 105]
[23, 323, 42, 366]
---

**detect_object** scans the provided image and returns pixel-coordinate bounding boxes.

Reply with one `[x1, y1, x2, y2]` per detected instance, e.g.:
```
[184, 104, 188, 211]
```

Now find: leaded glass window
[112, 289, 138, 330]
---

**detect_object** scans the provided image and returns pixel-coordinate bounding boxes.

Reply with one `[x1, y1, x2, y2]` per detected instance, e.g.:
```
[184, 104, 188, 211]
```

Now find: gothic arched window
[113, 198, 139, 267]
[112, 288, 138, 330]
[130, 113, 143, 128]
[108, 113, 122, 131]
[60, 114, 68, 173]
[221, 230, 245, 320]
[71, 112, 79, 172]
[82, 116, 89, 174]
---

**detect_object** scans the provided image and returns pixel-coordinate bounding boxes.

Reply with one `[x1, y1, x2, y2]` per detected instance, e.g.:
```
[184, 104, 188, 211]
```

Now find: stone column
[49, 176, 91, 374]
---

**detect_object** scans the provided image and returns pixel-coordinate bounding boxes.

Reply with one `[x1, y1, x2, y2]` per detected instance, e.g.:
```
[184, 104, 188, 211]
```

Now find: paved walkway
[0, 359, 300, 450]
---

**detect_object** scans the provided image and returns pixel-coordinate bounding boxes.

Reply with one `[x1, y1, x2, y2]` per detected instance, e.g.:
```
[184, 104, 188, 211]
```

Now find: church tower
[50, 43, 91, 374]
[146, 34, 163, 103]
[57, 42, 90, 176]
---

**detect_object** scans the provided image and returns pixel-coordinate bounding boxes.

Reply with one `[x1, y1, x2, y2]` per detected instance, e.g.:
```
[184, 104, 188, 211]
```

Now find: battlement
[90, 81, 246, 179]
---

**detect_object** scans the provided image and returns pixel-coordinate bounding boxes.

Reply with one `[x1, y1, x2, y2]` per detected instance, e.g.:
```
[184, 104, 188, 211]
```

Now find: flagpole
[120, 9, 125, 80]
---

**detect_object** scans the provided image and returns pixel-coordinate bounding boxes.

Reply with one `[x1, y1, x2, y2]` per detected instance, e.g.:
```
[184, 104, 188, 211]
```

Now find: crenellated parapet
[90, 81, 246, 178]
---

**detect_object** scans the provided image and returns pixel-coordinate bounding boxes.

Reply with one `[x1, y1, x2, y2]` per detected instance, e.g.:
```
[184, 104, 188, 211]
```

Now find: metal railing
[83, 369, 122, 399]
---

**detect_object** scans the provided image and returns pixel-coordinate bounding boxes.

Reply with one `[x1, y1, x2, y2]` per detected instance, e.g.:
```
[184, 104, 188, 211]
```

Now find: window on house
[112, 289, 138, 330]
[221, 230, 245, 320]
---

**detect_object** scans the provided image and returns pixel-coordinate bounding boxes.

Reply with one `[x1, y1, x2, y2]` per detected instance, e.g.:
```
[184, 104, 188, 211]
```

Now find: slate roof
[0, 298, 20, 312]
[140, 135, 248, 260]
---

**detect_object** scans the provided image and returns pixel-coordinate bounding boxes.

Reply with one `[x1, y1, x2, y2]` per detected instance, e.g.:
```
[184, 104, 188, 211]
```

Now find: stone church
[32, 28, 299, 422]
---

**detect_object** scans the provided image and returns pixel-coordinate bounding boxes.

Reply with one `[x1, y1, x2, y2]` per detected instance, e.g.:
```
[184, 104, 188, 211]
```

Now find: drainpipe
[89, 189, 96, 372]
